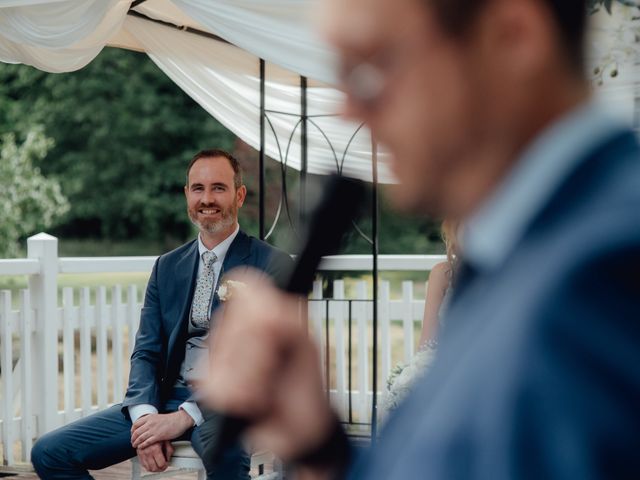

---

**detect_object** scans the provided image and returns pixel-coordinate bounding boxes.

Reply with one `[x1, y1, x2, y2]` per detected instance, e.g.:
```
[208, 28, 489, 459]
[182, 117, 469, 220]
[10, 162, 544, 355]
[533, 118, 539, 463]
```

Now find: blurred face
[185, 156, 246, 236]
[323, 0, 492, 216]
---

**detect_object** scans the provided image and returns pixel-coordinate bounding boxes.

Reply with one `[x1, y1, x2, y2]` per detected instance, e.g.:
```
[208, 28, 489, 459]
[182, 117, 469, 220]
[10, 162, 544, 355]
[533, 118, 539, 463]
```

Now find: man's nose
[201, 189, 216, 204]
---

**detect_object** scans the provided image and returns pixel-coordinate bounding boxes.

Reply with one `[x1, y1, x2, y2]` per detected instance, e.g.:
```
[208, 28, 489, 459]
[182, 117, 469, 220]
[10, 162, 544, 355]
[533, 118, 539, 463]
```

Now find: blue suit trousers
[31, 389, 249, 480]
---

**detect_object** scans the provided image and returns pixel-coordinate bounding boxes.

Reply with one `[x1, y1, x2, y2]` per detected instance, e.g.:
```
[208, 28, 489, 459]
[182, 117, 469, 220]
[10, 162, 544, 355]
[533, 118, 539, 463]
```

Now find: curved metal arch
[256, 63, 380, 438]
[263, 112, 300, 241]
[339, 122, 366, 174]
[262, 110, 373, 246]
[338, 122, 374, 245]
[305, 118, 373, 245]
[306, 117, 341, 172]
[282, 117, 304, 174]
[262, 112, 286, 240]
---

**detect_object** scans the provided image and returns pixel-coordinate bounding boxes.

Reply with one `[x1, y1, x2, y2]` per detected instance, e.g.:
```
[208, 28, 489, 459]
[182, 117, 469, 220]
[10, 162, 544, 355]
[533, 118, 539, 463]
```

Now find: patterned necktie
[191, 250, 217, 329]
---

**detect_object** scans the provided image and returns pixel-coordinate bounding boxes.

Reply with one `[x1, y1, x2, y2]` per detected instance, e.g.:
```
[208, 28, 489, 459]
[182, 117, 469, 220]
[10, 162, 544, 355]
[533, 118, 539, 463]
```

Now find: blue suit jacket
[354, 131, 640, 479]
[122, 230, 292, 414]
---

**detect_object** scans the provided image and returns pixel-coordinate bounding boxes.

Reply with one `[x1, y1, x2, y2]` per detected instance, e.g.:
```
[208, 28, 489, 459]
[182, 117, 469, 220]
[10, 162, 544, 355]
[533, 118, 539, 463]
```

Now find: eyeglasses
[339, 60, 386, 108]
[337, 41, 410, 111]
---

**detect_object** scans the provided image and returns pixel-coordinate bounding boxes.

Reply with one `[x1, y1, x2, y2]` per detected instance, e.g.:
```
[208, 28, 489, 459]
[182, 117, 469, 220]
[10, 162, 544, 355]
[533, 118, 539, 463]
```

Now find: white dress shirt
[129, 224, 240, 427]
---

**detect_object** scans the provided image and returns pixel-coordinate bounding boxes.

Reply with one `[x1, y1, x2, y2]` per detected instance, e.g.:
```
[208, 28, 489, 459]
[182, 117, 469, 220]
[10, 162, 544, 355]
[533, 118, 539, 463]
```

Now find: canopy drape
[170, 0, 337, 85]
[125, 15, 390, 182]
[0, 0, 637, 182]
[0, 0, 390, 182]
[0, 0, 130, 72]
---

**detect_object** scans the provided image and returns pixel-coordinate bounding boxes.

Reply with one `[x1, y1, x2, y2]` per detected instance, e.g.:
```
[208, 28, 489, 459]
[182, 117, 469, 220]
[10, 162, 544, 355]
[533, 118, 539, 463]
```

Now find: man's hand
[136, 440, 174, 472]
[202, 271, 336, 462]
[131, 411, 194, 449]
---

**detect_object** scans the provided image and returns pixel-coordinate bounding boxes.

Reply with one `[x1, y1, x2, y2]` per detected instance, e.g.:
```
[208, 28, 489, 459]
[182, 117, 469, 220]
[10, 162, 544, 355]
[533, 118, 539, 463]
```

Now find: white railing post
[309, 281, 325, 384]
[1, 290, 15, 465]
[333, 280, 346, 417]
[379, 281, 391, 390]
[27, 233, 59, 435]
[402, 281, 415, 362]
[20, 290, 34, 462]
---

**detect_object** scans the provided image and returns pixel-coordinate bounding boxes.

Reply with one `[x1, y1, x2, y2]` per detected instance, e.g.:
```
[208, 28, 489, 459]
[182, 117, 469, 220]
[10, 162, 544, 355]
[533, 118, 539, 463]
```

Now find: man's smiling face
[185, 156, 246, 237]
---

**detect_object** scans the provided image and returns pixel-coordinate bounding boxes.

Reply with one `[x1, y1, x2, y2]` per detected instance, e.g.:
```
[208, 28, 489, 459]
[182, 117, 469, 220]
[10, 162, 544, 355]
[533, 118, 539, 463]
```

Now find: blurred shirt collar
[462, 100, 626, 271]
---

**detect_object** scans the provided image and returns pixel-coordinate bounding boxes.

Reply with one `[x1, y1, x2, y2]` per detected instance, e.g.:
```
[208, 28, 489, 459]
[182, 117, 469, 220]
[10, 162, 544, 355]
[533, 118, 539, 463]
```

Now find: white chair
[131, 441, 205, 480]
[131, 441, 280, 479]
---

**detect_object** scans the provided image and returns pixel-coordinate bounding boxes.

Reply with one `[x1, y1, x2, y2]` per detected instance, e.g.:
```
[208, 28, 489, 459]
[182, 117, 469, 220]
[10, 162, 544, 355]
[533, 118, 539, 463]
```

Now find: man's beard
[188, 203, 237, 235]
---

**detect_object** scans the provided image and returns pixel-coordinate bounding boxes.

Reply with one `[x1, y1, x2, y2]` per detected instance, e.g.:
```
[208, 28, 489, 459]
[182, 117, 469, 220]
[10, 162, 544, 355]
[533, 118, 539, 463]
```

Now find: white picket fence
[0, 233, 445, 466]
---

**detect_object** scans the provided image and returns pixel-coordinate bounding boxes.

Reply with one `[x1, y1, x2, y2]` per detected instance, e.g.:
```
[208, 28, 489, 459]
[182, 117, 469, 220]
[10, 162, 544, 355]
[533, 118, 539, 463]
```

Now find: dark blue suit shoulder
[154, 240, 197, 268]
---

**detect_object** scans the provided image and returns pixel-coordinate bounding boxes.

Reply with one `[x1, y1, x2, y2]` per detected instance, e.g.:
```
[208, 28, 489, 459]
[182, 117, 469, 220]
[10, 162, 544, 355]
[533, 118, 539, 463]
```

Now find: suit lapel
[221, 230, 252, 274]
[174, 240, 200, 328]
[165, 240, 199, 386]
[211, 230, 252, 312]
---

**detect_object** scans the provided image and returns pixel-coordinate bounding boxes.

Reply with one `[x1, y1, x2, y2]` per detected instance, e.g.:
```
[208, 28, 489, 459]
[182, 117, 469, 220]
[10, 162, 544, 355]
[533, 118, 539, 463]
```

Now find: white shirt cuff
[128, 404, 158, 424]
[179, 401, 204, 427]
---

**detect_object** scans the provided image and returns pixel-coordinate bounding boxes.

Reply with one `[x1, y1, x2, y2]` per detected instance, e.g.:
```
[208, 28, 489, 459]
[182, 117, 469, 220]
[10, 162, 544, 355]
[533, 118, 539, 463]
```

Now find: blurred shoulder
[247, 235, 290, 258]
[155, 238, 197, 266]
[245, 234, 293, 273]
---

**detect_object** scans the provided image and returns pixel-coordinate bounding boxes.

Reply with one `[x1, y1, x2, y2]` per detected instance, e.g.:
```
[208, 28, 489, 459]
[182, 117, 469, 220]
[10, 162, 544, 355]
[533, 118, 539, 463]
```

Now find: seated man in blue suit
[200, 0, 640, 479]
[31, 149, 292, 479]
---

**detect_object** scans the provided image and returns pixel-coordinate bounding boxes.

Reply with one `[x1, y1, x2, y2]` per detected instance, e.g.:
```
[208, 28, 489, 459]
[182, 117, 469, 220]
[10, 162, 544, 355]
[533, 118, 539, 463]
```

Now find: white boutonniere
[217, 279, 247, 302]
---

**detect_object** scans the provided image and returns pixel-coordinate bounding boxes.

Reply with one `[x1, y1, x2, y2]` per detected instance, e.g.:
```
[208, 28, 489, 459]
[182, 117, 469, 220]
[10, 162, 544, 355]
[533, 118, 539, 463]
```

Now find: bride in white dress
[379, 220, 460, 422]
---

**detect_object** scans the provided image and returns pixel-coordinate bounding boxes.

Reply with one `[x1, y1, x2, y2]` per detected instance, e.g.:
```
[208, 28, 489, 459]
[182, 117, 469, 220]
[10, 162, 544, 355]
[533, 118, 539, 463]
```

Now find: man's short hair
[428, 0, 587, 72]
[186, 149, 243, 189]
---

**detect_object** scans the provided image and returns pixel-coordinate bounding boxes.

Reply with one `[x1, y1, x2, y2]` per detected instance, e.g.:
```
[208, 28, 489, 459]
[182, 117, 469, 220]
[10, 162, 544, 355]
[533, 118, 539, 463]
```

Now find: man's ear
[236, 185, 247, 208]
[474, 0, 554, 80]
[184, 184, 189, 198]
[474, 0, 555, 82]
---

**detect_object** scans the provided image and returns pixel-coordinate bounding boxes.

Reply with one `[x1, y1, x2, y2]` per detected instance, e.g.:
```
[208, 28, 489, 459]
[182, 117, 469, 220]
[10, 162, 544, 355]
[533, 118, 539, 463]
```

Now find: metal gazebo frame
[129, 4, 383, 439]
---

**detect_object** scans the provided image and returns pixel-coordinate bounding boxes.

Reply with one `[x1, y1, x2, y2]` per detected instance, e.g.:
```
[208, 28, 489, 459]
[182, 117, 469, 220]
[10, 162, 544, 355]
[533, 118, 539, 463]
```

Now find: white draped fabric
[0, 0, 130, 72]
[0, 0, 389, 181]
[0, 0, 336, 84]
[169, 0, 337, 85]
[0, 0, 637, 181]
[124, 15, 391, 182]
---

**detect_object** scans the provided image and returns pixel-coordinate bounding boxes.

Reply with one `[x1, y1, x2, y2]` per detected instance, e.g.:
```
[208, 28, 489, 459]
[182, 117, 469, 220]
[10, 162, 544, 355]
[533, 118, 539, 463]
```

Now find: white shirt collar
[462, 100, 627, 271]
[197, 224, 240, 264]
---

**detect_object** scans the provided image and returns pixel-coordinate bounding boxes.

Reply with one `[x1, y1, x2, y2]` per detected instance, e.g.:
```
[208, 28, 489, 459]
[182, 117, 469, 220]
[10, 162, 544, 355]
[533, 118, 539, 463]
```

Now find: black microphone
[209, 175, 367, 465]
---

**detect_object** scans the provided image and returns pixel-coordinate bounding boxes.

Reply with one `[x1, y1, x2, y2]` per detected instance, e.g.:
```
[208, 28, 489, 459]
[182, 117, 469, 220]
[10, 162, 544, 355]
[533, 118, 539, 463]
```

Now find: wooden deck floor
[1, 461, 206, 479]
[1, 459, 274, 479]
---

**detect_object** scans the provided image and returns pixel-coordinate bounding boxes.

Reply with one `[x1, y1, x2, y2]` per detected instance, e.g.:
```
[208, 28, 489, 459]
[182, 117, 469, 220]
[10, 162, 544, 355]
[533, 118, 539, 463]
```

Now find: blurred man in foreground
[205, 0, 640, 478]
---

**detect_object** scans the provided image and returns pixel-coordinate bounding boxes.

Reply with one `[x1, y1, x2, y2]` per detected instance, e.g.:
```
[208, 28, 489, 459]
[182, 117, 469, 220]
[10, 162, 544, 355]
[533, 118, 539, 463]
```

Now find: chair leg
[131, 456, 141, 480]
[275, 458, 285, 480]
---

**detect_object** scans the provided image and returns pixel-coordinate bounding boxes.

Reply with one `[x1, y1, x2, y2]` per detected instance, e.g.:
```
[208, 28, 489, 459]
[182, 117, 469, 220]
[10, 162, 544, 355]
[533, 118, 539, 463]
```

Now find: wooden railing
[0, 232, 445, 466]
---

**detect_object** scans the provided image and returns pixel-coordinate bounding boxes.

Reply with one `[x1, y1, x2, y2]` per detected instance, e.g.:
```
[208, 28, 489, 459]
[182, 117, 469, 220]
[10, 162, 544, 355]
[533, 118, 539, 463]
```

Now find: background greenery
[0, 47, 443, 258]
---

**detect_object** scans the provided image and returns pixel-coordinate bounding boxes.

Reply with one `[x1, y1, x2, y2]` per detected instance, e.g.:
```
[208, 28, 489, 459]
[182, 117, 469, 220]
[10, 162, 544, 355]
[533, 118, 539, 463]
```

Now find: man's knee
[31, 431, 63, 475]
[191, 433, 249, 479]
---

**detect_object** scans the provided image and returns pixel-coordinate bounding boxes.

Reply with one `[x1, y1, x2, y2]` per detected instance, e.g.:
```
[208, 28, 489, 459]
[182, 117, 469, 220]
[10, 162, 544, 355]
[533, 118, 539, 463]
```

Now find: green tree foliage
[0, 48, 234, 247]
[0, 48, 441, 255]
[0, 127, 69, 257]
